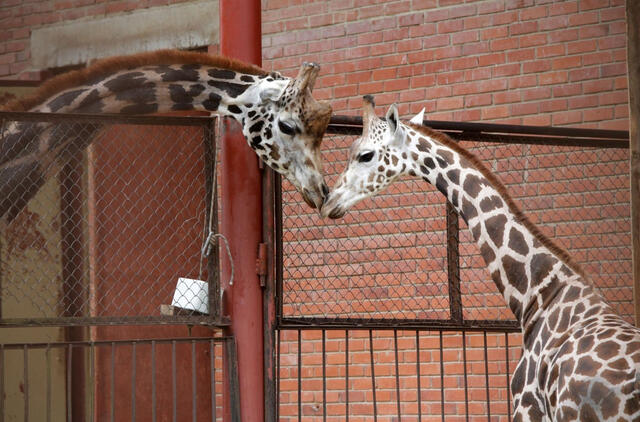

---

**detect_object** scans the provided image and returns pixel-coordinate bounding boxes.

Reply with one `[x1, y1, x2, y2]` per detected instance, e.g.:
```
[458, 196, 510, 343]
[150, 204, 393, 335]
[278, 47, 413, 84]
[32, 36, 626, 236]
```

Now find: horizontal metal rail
[0, 111, 214, 126]
[278, 317, 520, 332]
[327, 115, 629, 148]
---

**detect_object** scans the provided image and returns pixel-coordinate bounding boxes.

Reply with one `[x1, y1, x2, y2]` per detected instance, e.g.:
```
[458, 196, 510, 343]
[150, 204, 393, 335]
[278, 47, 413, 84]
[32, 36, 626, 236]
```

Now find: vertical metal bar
[0, 344, 3, 422]
[416, 331, 422, 422]
[276, 330, 280, 422]
[505, 333, 512, 422]
[132, 342, 136, 422]
[483, 331, 491, 421]
[345, 330, 349, 422]
[322, 330, 326, 422]
[393, 330, 401, 422]
[192, 340, 197, 422]
[439, 331, 445, 422]
[462, 333, 469, 422]
[297, 330, 301, 422]
[446, 202, 462, 322]
[152, 341, 156, 422]
[67, 344, 72, 422]
[111, 343, 115, 422]
[211, 340, 216, 422]
[369, 330, 378, 422]
[90, 344, 95, 421]
[172, 341, 177, 422]
[46, 346, 51, 422]
[23, 345, 28, 422]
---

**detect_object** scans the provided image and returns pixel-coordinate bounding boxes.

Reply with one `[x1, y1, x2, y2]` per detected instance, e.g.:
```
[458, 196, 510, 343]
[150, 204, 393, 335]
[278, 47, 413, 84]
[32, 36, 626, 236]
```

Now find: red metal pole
[219, 1, 264, 421]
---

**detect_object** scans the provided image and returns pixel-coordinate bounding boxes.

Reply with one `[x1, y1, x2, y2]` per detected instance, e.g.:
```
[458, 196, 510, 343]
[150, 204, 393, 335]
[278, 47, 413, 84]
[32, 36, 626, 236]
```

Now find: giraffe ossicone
[322, 96, 640, 421]
[1, 50, 332, 221]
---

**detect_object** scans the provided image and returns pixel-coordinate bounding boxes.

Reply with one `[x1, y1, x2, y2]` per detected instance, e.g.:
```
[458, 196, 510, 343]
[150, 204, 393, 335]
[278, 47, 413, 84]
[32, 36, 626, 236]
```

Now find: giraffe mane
[1, 49, 269, 112]
[407, 122, 587, 279]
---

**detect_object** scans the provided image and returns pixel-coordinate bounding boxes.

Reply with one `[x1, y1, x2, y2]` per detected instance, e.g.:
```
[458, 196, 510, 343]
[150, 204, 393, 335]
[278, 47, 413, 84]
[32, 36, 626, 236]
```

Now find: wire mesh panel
[0, 112, 222, 326]
[273, 119, 631, 420]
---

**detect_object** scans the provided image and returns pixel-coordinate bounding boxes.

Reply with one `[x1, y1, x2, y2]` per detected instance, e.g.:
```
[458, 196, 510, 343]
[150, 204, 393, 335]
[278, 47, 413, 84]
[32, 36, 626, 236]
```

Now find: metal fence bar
[46, 346, 51, 422]
[416, 330, 422, 422]
[110, 343, 115, 422]
[132, 342, 137, 421]
[172, 340, 177, 422]
[0, 345, 3, 422]
[505, 333, 512, 422]
[369, 329, 378, 422]
[67, 344, 72, 422]
[152, 341, 157, 422]
[297, 329, 301, 422]
[345, 330, 349, 422]
[192, 340, 197, 422]
[211, 339, 216, 422]
[483, 332, 491, 421]
[394, 329, 402, 422]
[23, 345, 28, 422]
[322, 330, 327, 422]
[462, 333, 469, 422]
[90, 344, 95, 421]
[439, 332, 445, 422]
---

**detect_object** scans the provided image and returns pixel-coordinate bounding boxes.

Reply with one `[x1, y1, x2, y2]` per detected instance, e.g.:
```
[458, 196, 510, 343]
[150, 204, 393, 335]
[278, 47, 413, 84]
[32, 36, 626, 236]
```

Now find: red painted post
[219, 1, 264, 421]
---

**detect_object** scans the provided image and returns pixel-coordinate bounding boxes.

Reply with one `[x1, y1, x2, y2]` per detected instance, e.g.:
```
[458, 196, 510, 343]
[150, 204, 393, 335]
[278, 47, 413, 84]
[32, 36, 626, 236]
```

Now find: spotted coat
[323, 97, 640, 422]
[1, 50, 332, 220]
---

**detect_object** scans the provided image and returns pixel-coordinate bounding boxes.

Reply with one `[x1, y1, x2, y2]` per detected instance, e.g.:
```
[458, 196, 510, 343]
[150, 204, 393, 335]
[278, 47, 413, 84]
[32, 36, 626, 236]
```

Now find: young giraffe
[322, 96, 640, 421]
[0, 49, 332, 220]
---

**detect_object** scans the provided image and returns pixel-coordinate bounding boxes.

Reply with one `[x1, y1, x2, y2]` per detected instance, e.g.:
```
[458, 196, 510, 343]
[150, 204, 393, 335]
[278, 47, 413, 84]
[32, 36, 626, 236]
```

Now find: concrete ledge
[31, 0, 219, 69]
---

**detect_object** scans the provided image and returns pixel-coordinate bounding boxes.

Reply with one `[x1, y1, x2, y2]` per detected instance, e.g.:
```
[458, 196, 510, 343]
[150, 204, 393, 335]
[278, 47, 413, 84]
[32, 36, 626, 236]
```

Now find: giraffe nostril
[321, 183, 329, 198]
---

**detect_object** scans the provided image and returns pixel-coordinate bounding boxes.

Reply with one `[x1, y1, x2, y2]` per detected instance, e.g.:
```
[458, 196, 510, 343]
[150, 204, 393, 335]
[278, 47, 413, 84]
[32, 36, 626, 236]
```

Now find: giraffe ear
[409, 108, 425, 125]
[385, 103, 404, 145]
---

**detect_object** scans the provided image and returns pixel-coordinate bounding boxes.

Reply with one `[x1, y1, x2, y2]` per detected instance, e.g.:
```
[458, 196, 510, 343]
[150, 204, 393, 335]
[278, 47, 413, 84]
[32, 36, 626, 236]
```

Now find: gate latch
[256, 243, 268, 287]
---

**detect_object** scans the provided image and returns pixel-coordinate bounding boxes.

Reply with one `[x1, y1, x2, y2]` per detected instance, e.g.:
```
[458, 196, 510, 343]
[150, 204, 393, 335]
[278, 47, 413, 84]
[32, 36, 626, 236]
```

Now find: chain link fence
[278, 124, 632, 326]
[0, 112, 222, 327]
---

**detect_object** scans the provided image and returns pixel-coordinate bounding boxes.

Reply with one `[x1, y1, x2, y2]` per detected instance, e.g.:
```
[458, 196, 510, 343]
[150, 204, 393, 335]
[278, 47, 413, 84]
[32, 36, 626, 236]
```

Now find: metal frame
[273, 115, 629, 332]
[267, 116, 630, 421]
[0, 111, 226, 328]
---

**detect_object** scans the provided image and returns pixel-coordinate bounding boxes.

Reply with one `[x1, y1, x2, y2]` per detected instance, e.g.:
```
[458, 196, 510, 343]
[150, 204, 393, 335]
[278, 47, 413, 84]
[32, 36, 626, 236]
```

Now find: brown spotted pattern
[322, 98, 640, 421]
[1, 50, 332, 220]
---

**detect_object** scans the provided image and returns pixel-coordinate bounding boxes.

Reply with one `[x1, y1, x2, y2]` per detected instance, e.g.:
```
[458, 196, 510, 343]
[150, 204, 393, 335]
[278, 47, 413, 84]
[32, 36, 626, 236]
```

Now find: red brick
[539, 71, 568, 85]
[548, 28, 579, 43]
[464, 14, 492, 30]
[490, 38, 518, 51]
[569, 67, 599, 82]
[481, 27, 508, 40]
[568, 95, 598, 109]
[461, 41, 490, 56]
[493, 63, 520, 77]
[536, 44, 565, 58]
[552, 83, 582, 97]
[579, 24, 609, 39]
[510, 102, 538, 116]
[520, 33, 547, 48]
[507, 48, 536, 63]
[509, 21, 538, 35]
[437, 19, 463, 34]
[520, 5, 547, 20]
[522, 87, 551, 101]
[580, 0, 607, 10]
[494, 91, 521, 104]
[552, 56, 581, 70]
[600, 62, 626, 77]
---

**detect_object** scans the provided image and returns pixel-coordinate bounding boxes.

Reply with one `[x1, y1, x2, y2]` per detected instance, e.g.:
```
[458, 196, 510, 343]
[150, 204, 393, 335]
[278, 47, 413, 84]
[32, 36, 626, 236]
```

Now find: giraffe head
[321, 96, 409, 218]
[240, 62, 332, 209]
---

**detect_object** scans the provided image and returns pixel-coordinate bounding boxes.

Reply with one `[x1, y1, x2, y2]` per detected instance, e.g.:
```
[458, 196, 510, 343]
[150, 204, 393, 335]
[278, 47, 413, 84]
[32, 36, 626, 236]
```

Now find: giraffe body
[1, 50, 332, 220]
[322, 96, 640, 421]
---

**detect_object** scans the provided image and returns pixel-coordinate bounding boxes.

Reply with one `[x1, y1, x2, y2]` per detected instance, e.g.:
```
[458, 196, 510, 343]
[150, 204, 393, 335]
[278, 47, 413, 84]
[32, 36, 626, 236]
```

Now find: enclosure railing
[269, 116, 630, 421]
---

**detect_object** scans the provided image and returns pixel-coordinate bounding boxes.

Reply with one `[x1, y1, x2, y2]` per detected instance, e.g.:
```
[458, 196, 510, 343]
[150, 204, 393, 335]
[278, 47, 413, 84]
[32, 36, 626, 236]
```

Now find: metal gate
[269, 117, 630, 421]
[0, 112, 234, 421]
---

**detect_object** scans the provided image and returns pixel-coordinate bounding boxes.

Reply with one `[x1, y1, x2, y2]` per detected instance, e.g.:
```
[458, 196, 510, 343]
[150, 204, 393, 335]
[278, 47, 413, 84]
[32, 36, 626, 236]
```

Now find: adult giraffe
[322, 96, 640, 421]
[0, 49, 332, 220]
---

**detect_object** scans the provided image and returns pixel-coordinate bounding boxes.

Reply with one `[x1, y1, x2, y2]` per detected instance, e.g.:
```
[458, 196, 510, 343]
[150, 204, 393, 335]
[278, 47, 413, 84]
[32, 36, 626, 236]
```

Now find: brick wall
[262, 0, 628, 130]
[0, 0, 632, 420]
[0, 0, 196, 80]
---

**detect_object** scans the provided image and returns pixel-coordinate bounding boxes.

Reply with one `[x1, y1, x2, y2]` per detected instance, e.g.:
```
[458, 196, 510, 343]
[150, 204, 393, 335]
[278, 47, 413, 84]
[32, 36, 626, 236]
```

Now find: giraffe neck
[30, 64, 283, 121]
[401, 123, 602, 335]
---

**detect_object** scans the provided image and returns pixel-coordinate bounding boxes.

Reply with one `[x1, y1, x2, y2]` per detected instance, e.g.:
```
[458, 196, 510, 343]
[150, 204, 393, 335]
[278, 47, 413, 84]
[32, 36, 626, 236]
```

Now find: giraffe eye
[278, 120, 296, 136]
[358, 151, 375, 163]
